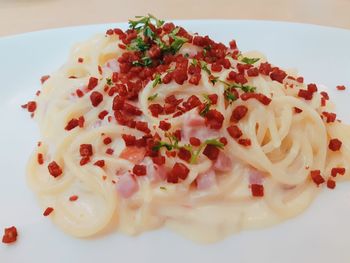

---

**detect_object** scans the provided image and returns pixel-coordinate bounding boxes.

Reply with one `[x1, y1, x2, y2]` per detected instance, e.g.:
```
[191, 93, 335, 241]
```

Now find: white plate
[1, 20, 350, 263]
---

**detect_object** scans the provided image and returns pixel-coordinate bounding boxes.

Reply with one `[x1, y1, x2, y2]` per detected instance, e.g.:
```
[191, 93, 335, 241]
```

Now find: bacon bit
[43, 207, 54, 216]
[297, 89, 313, 100]
[329, 138, 342, 151]
[159, 120, 171, 131]
[231, 105, 248, 122]
[336, 85, 346, 91]
[211, 63, 222, 72]
[167, 162, 190, 183]
[219, 137, 228, 146]
[123, 103, 142, 115]
[27, 101, 37, 112]
[80, 144, 93, 157]
[149, 104, 164, 117]
[184, 95, 201, 111]
[294, 107, 303, 113]
[90, 91, 103, 107]
[106, 148, 114, 155]
[251, 184, 264, 197]
[270, 68, 287, 83]
[320, 91, 329, 100]
[101, 136, 112, 145]
[229, 40, 237, 49]
[78, 57, 84, 63]
[80, 157, 90, 166]
[190, 137, 201, 146]
[327, 179, 336, 189]
[36, 90, 41, 96]
[207, 94, 218, 104]
[152, 155, 165, 165]
[40, 75, 50, 84]
[259, 62, 272, 75]
[69, 195, 79, 201]
[76, 89, 84, 98]
[133, 164, 147, 176]
[238, 138, 251, 146]
[166, 151, 177, 158]
[227, 125, 243, 139]
[37, 141, 42, 147]
[21, 103, 28, 109]
[178, 148, 192, 162]
[37, 153, 44, 165]
[98, 110, 108, 120]
[78, 116, 85, 128]
[307, 83, 318, 93]
[331, 167, 346, 177]
[122, 134, 136, 146]
[205, 109, 224, 129]
[94, 160, 105, 168]
[173, 69, 188, 85]
[322, 112, 336, 123]
[136, 121, 151, 134]
[321, 97, 326, 107]
[174, 129, 182, 141]
[2, 226, 18, 244]
[247, 67, 259, 77]
[189, 73, 201, 85]
[240, 93, 271, 105]
[87, 77, 98, 90]
[310, 170, 325, 186]
[48, 161, 62, 177]
[112, 95, 125, 110]
[203, 144, 220, 160]
[65, 118, 79, 131]
[296, 77, 304, 83]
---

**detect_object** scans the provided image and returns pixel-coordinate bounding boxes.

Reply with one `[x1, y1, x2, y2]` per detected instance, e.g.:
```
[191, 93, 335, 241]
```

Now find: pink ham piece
[104, 59, 120, 72]
[182, 110, 220, 141]
[196, 169, 217, 190]
[249, 168, 264, 185]
[116, 172, 139, 198]
[214, 152, 232, 172]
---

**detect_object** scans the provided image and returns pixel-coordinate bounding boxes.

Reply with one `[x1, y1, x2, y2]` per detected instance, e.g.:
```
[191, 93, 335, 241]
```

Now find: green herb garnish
[199, 94, 212, 117]
[106, 78, 112, 85]
[147, 93, 158, 101]
[127, 36, 150, 52]
[152, 74, 162, 88]
[160, 186, 167, 190]
[132, 56, 153, 67]
[239, 56, 260, 65]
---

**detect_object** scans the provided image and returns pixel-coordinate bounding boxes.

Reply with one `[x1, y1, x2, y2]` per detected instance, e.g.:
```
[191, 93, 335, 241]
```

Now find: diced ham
[196, 169, 216, 190]
[213, 152, 232, 172]
[248, 168, 264, 185]
[104, 59, 120, 72]
[119, 146, 146, 164]
[182, 110, 220, 141]
[116, 172, 139, 198]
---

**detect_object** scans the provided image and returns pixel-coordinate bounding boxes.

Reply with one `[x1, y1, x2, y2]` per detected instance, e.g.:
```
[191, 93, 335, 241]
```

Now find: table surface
[1, 0, 349, 37]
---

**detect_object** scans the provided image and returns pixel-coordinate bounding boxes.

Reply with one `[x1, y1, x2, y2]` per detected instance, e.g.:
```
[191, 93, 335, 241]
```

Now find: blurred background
[0, 0, 349, 36]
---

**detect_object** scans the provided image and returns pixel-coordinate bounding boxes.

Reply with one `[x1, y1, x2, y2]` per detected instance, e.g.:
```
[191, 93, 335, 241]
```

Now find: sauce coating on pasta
[23, 15, 350, 243]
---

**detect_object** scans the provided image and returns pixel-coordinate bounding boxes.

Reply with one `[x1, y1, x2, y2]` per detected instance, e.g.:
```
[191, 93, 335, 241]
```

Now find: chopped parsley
[127, 36, 150, 52]
[239, 56, 260, 65]
[160, 186, 167, 190]
[190, 138, 224, 163]
[106, 78, 112, 85]
[199, 94, 212, 117]
[147, 93, 158, 101]
[200, 61, 211, 75]
[132, 56, 153, 67]
[152, 74, 162, 88]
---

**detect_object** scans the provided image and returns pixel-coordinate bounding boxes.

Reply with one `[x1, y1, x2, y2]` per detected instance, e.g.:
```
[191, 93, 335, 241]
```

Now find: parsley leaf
[152, 74, 162, 88]
[127, 36, 150, 52]
[106, 78, 112, 85]
[152, 141, 174, 151]
[239, 56, 260, 65]
[200, 61, 211, 75]
[204, 138, 224, 149]
[132, 56, 153, 67]
[224, 90, 237, 102]
[160, 186, 167, 190]
[199, 94, 211, 117]
[147, 93, 158, 101]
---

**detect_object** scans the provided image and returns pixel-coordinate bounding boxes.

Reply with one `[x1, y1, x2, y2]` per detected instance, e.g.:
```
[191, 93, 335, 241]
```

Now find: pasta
[23, 15, 350, 243]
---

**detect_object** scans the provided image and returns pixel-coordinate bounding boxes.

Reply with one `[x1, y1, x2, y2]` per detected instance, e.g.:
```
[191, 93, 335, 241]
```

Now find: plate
[1, 20, 350, 263]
